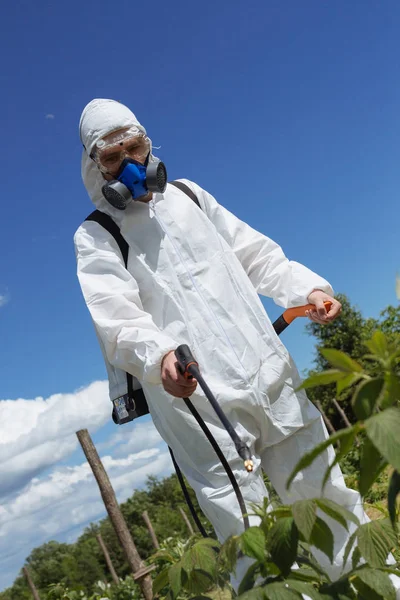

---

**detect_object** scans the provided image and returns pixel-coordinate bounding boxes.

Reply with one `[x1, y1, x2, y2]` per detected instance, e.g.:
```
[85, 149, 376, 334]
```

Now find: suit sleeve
[181, 180, 333, 309]
[74, 222, 177, 385]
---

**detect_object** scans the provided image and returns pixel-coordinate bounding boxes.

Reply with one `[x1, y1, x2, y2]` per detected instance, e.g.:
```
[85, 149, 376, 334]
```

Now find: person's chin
[137, 192, 153, 203]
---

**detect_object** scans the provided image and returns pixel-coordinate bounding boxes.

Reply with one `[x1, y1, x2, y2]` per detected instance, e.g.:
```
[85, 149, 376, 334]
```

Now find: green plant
[46, 576, 140, 600]
[155, 330, 400, 599]
[151, 536, 225, 600]
[293, 332, 400, 520]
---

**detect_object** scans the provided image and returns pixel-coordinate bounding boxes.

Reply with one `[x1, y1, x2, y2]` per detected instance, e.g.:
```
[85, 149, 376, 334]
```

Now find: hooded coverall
[75, 99, 399, 594]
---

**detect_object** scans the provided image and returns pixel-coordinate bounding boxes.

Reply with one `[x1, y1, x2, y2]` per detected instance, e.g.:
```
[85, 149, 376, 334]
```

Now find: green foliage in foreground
[149, 328, 400, 600]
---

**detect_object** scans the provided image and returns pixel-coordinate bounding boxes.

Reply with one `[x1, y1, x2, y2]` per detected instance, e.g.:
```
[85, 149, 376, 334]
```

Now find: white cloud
[0, 386, 173, 591]
[0, 448, 172, 590]
[0, 446, 166, 529]
[0, 385, 168, 502]
[98, 419, 164, 457]
[0, 436, 78, 498]
[45, 113, 55, 119]
[0, 381, 110, 483]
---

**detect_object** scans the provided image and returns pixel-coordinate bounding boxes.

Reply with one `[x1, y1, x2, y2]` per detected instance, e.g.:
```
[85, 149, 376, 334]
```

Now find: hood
[79, 98, 152, 216]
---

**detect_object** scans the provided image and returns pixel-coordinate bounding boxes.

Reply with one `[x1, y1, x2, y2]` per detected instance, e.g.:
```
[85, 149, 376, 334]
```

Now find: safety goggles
[91, 126, 151, 175]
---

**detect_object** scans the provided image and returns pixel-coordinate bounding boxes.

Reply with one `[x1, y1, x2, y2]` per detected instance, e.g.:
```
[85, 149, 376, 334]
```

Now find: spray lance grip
[174, 344, 200, 379]
[175, 344, 254, 472]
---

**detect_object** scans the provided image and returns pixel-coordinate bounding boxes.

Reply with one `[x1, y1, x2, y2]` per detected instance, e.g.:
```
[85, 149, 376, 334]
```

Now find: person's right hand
[161, 350, 198, 397]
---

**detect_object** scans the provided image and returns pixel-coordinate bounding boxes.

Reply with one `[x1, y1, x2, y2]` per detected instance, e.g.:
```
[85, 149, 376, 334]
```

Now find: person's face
[93, 127, 153, 202]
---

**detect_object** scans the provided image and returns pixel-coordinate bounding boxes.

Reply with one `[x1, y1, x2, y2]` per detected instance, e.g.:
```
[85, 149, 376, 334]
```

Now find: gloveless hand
[161, 350, 198, 397]
[306, 290, 342, 325]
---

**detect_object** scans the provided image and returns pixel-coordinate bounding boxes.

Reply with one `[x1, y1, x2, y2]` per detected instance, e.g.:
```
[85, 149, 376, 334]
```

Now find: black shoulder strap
[85, 184, 201, 264]
[85, 210, 129, 268]
[169, 180, 201, 209]
[84, 209, 145, 412]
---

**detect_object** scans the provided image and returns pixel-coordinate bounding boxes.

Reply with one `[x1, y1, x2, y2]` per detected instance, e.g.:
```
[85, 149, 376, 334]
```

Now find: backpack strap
[169, 180, 201, 209]
[85, 210, 129, 267]
[84, 210, 149, 417]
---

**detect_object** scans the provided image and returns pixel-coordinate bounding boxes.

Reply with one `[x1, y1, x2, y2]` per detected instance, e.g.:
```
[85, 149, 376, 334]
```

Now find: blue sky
[0, 0, 399, 590]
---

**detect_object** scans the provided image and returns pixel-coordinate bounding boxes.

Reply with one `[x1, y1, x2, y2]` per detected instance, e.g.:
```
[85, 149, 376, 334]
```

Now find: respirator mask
[92, 126, 167, 210]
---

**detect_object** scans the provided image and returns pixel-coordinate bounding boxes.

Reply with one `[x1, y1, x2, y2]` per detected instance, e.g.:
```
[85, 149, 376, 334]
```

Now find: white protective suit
[75, 99, 399, 595]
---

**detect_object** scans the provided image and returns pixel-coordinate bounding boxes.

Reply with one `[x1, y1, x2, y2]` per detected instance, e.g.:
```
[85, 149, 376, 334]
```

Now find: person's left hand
[306, 290, 342, 324]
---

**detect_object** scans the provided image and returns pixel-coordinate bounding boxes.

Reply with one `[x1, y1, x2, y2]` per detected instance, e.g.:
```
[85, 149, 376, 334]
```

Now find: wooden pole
[96, 533, 119, 585]
[76, 429, 152, 600]
[23, 567, 40, 600]
[314, 400, 337, 435]
[179, 506, 194, 536]
[332, 397, 352, 429]
[331, 398, 360, 446]
[142, 511, 160, 549]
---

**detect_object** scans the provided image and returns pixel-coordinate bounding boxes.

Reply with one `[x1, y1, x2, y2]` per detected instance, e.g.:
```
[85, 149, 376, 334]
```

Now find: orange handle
[283, 301, 333, 325]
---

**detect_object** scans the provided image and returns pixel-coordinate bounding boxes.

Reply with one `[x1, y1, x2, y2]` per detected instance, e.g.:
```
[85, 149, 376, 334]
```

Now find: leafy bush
[155, 330, 400, 600]
[46, 576, 140, 600]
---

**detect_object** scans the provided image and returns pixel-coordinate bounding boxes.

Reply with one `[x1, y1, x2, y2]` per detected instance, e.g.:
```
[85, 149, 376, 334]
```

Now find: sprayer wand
[174, 301, 332, 474]
[173, 300, 334, 533]
[175, 345, 254, 472]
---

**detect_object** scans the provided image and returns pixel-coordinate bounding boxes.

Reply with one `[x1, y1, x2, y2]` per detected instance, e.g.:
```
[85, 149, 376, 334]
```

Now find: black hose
[188, 365, 253, 468]
[182, 395, 250, 530]
[168, 447, 208, 537]
[172, 314, 294, 534]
